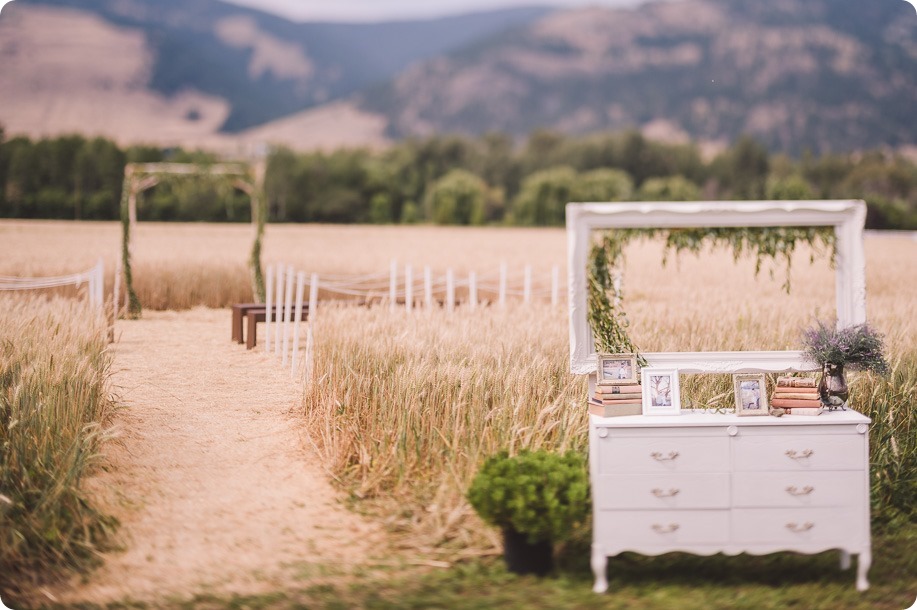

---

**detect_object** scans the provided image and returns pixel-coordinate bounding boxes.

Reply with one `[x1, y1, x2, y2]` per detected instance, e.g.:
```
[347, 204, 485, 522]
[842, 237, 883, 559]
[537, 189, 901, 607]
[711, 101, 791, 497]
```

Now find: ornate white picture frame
[566, 200, 867, 375]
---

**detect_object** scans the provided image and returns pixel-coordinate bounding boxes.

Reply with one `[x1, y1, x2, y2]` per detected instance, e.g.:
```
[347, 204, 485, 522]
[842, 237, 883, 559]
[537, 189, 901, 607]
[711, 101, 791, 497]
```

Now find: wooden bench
[244, 307, 309, 349]
[231, 303, 308, 350]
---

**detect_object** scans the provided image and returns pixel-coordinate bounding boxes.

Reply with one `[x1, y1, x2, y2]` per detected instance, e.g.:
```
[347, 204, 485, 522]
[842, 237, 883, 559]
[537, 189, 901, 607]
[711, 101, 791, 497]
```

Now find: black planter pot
[502, 527, 553, 576]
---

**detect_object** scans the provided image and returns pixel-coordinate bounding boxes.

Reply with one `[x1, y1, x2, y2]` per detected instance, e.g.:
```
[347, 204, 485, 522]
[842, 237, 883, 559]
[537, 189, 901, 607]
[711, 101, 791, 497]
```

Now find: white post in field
[389, 259, 397, 312]
[468, 272, 477, 311]
[264, 264, 273, 353]
[446, 269, 455, 314]
[499, 261, 507, 308]
[305, 273, 319, 386]
[424, 266, 433, 311]
[281, 266, 295, 366]
[551, 265, 560, 307]
[523, 265, 532, 304]
[112, 256, 122, 320]
[291, 272, 306, 375]
[405, 265, 413, 313]
[274, 264, 285, 354]
[87, 265, 97, 308]
[95, 259, 104, 309]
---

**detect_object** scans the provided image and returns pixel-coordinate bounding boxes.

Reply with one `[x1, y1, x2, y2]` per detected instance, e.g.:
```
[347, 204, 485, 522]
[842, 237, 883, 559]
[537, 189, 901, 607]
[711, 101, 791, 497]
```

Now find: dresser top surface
[590, 409, 870, 428]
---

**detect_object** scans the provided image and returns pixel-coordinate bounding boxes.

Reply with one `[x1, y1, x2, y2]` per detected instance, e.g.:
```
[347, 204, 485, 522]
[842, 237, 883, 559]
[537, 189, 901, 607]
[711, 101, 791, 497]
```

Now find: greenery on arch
[120, 163, 266, 317]
[587, 226, 837, 360]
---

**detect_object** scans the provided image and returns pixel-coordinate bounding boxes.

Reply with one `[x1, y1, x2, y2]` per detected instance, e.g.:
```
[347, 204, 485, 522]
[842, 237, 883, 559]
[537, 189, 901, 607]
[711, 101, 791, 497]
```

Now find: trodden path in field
[53, 308, 382, 605]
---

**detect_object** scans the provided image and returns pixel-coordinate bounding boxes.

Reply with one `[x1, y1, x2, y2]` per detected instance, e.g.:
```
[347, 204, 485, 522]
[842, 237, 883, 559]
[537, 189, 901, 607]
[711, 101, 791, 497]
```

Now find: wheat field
[301, 232, 917, 553]
[0, 296, 116, 593]
[3, 220, 915, 559]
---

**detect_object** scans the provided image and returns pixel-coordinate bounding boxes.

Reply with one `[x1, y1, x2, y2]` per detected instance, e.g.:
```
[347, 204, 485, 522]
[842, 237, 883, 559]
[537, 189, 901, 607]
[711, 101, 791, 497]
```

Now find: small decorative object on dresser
[801, 321, 889, 410]
[772, 376, 824, 415]
[734, 374, 768, 416]
[597, 353, 638, 385]
[592, 353, 642, 417]
[641, 368, 681, 415]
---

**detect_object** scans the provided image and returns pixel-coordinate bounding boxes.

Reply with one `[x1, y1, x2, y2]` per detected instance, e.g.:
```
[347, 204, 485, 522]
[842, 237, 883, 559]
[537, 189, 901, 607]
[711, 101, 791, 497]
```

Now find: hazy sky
[221, 0, 653, 22]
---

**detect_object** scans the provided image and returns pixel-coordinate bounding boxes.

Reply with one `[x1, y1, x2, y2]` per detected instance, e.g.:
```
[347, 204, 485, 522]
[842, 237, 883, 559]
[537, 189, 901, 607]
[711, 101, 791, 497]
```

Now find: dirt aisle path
[56, 308, 381, 604]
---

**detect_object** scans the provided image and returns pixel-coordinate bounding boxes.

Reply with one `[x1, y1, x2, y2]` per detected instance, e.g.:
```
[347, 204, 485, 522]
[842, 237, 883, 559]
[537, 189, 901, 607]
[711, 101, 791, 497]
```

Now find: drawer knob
[597, 428, 609, 439]
[652, 523, 680, 534]
[651, 451, 680, 461]
[786, 522, 815, 533]
[651, 488, 680, 498]
[786, 485, 815, 496]
[785, 449, 814, 460]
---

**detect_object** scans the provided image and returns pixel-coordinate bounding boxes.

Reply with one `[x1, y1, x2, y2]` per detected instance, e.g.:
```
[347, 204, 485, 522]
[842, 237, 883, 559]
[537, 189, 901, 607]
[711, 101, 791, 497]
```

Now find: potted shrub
[802, 321, 889, 409]
[467, 450, 589, 576]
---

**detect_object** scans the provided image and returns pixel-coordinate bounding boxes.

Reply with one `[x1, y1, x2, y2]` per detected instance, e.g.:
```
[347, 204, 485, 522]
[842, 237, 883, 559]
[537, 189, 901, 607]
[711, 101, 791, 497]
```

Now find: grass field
[0, 220, 567, 310]
[2, 220, 914, 607]
[0, 296, 117, 600]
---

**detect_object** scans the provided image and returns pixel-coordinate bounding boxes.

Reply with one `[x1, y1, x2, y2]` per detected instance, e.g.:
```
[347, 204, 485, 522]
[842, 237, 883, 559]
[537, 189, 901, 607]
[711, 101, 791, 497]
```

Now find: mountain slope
[360, 0, 917, 153]
[19, 0, 549, 133]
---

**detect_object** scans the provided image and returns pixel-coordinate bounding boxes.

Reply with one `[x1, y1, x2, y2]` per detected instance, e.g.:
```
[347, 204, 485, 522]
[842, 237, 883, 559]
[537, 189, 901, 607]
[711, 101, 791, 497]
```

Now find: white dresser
[588, 410, 872, 592]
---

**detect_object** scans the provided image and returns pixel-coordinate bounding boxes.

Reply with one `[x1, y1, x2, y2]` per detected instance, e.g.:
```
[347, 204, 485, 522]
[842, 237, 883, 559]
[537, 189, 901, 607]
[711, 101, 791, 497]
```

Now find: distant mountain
[360, 0, 917, 153]
[3, 0, 916, 155]
[2, 0, 550, 134]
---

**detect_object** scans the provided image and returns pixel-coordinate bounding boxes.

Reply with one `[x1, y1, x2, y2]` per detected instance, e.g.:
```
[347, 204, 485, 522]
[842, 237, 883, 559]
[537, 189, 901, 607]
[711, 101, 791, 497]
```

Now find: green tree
[574, 168, 634, 202]
[264, 147, 300, 222]
[369, 193, 394, 224]
[766, 174, 814, 200]
[511, 166, 577, 226]
[712, 135, 770, 199]
[425, 169, 488, 225]
[638, 175, 700, 201]
[72, 137, 125, 219]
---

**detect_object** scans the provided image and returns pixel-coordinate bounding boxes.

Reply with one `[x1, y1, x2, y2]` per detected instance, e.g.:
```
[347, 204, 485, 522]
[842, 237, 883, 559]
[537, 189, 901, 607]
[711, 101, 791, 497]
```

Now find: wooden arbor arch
[120, 162, 266, 317]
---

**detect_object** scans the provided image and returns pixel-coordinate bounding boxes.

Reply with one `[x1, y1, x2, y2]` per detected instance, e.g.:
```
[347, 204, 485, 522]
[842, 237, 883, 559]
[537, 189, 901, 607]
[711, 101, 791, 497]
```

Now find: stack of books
[589, 382, 643, 417]
[771, 376, 824, 415]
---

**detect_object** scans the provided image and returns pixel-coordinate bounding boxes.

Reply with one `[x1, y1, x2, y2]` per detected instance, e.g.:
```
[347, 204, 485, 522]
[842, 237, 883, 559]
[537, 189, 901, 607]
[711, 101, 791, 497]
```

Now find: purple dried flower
[801, 320, 889, 375]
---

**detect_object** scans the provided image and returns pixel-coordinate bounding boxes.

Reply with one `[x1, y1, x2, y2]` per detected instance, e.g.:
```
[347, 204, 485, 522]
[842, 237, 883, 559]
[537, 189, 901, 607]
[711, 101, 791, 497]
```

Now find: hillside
[360, 0, 917, 153]
[0, 0, 548, 145]
[2, 0, 915, 154]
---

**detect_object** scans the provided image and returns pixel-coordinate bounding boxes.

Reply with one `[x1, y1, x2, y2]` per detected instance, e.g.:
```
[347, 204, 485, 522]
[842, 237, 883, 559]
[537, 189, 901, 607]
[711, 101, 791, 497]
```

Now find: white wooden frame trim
[567, 200, 867, 375]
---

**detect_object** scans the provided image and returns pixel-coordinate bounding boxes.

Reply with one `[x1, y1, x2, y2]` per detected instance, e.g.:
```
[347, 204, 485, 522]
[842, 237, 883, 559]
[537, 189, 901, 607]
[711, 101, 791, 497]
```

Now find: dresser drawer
[733, 472, 864, 508]
[732, 508, 864, 546]
[595, 510, 730, 548]
[595, 435, 729, 474]
[594, 474, 730, 510]
[732, 434, 865, 472]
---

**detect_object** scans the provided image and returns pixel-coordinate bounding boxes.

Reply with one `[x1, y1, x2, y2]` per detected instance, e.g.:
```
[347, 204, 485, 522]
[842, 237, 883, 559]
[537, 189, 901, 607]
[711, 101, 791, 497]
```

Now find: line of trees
[2, 125, 916, 229]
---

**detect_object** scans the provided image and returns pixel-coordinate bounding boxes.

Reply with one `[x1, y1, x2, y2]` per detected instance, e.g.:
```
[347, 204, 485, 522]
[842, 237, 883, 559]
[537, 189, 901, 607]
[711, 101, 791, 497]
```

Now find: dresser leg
[856, 549, 871, 591]
[839, 549, 851, 570]
[591, 544, 608, 593]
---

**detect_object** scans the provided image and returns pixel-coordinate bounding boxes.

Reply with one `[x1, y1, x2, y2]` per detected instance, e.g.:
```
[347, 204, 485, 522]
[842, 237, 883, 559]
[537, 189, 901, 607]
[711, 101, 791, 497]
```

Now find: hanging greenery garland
[587, 226, 837, 358]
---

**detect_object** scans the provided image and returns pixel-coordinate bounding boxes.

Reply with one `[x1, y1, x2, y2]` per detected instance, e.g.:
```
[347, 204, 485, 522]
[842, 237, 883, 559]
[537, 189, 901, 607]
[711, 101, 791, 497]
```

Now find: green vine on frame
[587, 226, 836, 358]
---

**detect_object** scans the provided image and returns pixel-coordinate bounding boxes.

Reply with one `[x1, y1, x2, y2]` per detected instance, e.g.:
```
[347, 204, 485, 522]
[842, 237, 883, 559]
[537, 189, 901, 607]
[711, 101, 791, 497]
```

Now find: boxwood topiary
[467, 450, 590, 544]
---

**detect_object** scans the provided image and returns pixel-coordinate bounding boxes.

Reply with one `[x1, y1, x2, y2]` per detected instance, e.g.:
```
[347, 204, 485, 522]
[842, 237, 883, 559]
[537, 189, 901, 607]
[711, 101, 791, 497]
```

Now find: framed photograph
[597, 353, 638, 385]
[641, 368, 681, 415]
[734, 374, 769, 416]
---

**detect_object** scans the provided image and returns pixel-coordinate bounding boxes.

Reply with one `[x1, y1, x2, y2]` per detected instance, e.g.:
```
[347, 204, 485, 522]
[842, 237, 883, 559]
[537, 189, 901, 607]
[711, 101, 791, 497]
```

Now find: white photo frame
[641, 368, 681, 415]
[566, 200, 867, 376]
[734, 373, 769, 416]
